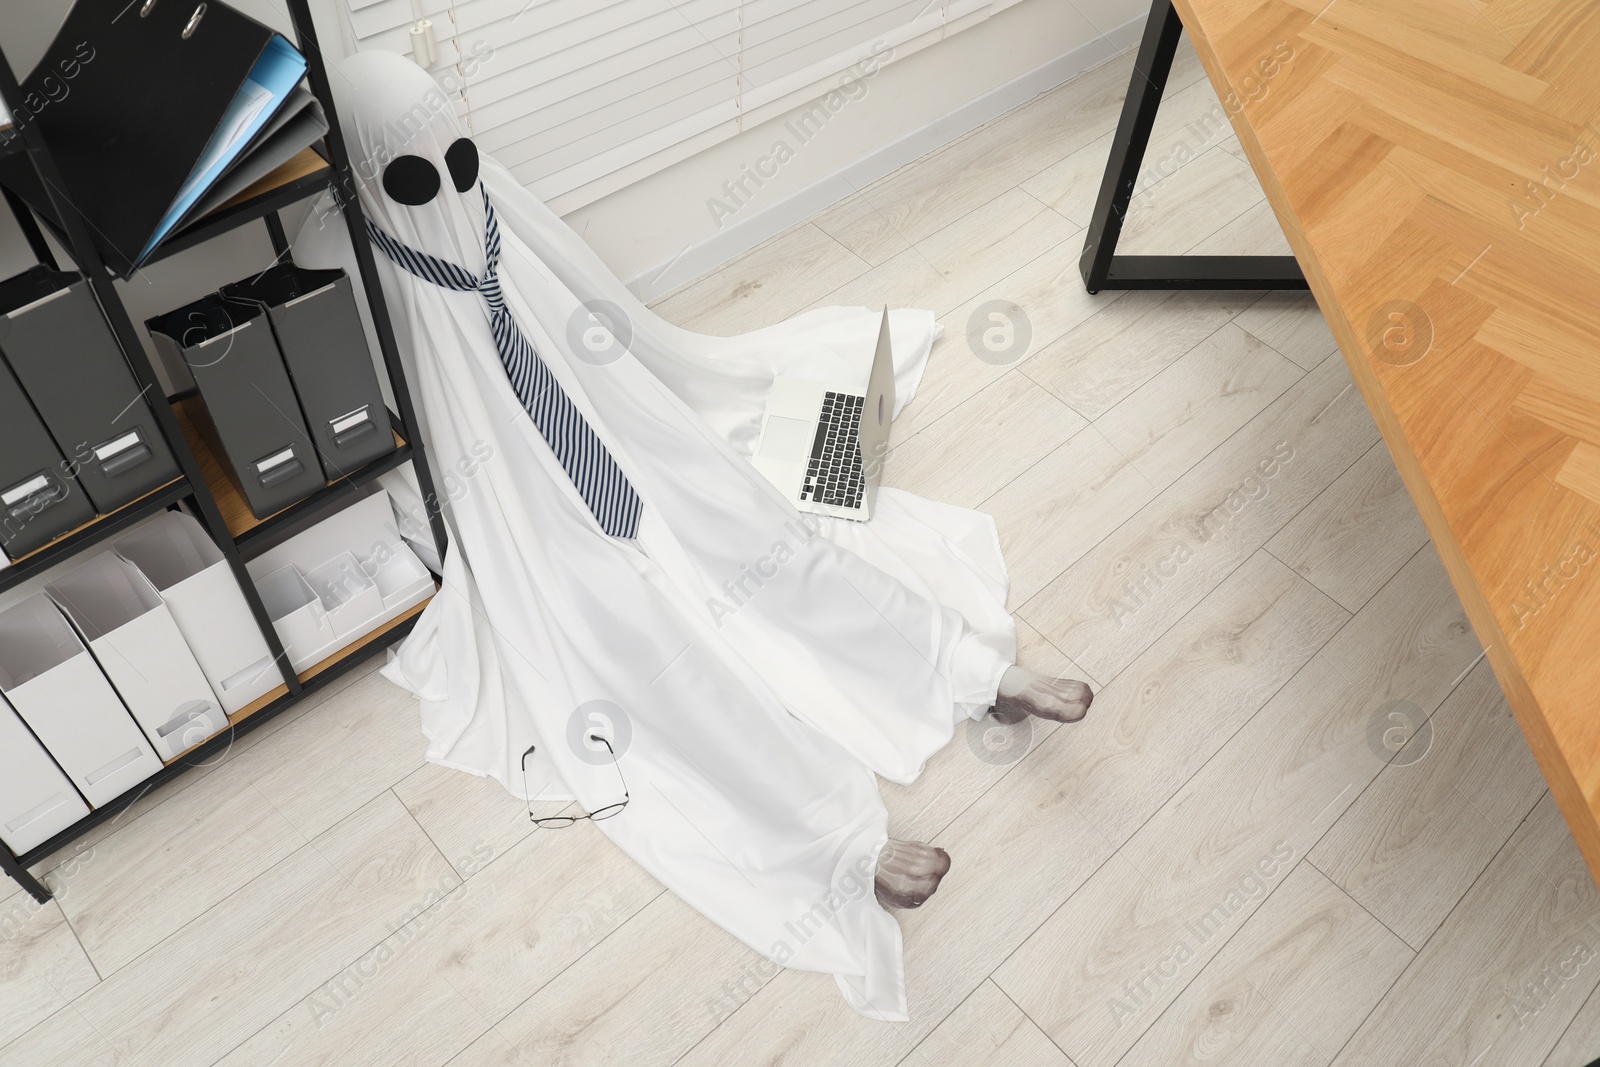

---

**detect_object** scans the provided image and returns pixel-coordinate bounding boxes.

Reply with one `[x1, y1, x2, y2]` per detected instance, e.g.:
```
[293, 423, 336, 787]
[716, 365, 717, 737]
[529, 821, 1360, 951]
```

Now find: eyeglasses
[521, 736, 629, 828]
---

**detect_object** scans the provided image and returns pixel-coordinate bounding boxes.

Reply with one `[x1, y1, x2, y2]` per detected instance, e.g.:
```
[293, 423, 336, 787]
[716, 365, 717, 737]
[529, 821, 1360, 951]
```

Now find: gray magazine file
[0, 356, 95, 557]
[221, 264, 396, 480]
[0, 267, 182, 513]
[146, 297, 325, 519]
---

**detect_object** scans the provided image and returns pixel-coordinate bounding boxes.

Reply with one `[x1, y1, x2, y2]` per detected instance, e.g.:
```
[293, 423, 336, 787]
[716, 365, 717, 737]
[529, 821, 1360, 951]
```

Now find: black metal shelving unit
[0, 0, 448, 904]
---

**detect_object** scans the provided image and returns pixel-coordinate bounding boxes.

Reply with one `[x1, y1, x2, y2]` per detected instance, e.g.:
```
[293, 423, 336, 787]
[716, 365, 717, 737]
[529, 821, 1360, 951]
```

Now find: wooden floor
[5, 39, 1599, 1067]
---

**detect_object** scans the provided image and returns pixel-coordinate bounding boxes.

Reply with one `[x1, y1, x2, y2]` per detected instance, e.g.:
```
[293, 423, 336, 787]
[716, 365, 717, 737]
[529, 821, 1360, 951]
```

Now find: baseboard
[626, 14, 1144, 304]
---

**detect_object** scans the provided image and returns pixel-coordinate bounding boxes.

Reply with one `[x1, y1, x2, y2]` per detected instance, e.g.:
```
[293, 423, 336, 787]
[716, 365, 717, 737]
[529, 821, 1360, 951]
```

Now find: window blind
[344, 0, 1009, 208]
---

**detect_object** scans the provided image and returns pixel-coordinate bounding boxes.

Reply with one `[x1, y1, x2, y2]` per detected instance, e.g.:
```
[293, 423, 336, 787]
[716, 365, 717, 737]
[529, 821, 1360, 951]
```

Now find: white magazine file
[48, 551, 229, 760]
[0, 594, 163, 808]
[0, 690, 90, 854]
[113, 511, 284, 714]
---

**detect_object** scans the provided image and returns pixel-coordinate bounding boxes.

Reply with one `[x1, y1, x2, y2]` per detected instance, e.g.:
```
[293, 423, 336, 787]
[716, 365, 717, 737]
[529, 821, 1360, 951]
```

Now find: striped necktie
[367, 189, 642, 539]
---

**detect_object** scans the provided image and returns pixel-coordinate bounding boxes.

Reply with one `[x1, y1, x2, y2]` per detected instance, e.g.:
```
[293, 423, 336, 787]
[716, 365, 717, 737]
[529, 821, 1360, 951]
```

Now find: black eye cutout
[445, 138, 479, 193]
[383, 154, 440, 206]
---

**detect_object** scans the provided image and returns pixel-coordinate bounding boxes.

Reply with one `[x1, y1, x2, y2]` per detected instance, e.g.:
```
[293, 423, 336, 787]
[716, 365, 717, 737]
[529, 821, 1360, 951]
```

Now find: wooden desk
[1139, 0, 1600, 877]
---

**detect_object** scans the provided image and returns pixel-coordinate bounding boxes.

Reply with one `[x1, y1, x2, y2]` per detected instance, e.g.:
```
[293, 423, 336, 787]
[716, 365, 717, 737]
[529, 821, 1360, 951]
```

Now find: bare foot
[875, 838, 951, 909]
[994, 665, 1093, 724]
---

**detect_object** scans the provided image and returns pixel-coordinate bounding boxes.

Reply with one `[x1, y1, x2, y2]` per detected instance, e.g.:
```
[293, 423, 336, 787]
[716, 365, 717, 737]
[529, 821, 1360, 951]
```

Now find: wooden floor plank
[493, 891, 759, 1067]
[1266, 438, 1433, 612]
[213, 919, 488, 1067]
[1020, 36, 1219, 229]
[1543, 981, 1600, 1067]
[1093, 323, 1304, 492]
[884, 372, 1085, 509]
[48, 766, 304, 977]
[1119, 862, 1413, 1066]
[983, 425, 1163, 610]
[651, 224, 871, 334]
[392, 760, 542, 872]
[806, 187, 1083, 322]
[1309, 659, 1549, 948]
[382, 819, 662, 1028]
[995, 547, 1480, 1067]
[892, 247, 1128, 444]
[0, 1007, 122, 1067]
[1021, 289, 1260, 422]
[1234, 291, 1343, 371]
[1187, 199, 1297, 257]
[1020, 354, 1379, 682]
[224, 673, 428, 841]
[442, 1028, 530, 1067]
[1043, 549, 1348, 850]
[64, 793, 457, 1067]
[0, 895, 99, 1048]
[1119, 146, 1267, 256]
[1332, 795, 1600, 1067]
[902, 980, 1073, 1067]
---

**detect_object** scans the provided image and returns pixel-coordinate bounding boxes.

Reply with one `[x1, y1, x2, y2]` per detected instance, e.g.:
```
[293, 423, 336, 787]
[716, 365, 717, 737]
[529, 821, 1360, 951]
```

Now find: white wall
[0, 0, 1145, 318]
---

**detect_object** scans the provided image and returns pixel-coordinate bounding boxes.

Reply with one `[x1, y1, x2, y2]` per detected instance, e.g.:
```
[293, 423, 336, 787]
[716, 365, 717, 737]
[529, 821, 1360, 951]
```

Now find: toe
[1058, 679, 1093, 721]
[1063, 679, 1093, 705]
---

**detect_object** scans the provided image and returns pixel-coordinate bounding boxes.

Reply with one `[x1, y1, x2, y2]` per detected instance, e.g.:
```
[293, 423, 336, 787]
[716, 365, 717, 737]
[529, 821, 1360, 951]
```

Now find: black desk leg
[2, 847, 51, 905]
[1078, 0, 1306, 293]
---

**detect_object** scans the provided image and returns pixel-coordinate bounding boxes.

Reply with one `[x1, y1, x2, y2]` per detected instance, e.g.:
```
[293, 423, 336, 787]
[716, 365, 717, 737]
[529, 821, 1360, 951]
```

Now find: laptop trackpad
[758, 416, 815, 462]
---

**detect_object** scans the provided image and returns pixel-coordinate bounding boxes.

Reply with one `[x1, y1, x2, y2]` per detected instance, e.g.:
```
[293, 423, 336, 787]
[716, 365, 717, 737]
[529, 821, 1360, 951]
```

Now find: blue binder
[138, 35, 308, 264]
[8, 0, 312, 276]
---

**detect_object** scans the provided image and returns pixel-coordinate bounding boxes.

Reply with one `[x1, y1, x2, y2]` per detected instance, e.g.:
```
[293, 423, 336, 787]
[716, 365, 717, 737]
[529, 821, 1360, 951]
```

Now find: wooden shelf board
[299, 595, 432, 684]
[210, 147, 329, 215]
[227, 683, 292, 727]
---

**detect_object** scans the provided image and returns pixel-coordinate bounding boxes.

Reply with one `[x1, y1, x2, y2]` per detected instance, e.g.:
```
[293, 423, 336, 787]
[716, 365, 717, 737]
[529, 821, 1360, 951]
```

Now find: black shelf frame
[0, 0, 449, 904]
[0, 478, 190, 596]
[1078, 0, 1308, 293]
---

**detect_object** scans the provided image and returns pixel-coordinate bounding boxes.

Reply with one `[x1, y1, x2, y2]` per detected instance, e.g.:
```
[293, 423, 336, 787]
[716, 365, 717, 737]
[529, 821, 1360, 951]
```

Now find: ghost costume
[294, 51, 1016, 1020]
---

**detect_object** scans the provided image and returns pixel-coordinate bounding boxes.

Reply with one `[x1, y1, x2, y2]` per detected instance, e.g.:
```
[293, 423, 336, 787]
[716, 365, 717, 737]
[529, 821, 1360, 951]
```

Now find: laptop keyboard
[801, 391, 866, 510]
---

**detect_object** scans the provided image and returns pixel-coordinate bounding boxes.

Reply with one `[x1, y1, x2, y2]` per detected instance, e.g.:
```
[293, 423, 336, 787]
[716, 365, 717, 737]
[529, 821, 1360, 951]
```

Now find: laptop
[751, 308, 894, 521]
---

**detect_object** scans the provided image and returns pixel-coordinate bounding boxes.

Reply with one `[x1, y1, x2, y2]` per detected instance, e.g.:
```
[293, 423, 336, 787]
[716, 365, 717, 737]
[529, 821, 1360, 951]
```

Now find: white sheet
[294, 51, 1016, 1020]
